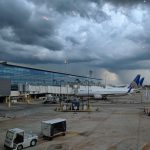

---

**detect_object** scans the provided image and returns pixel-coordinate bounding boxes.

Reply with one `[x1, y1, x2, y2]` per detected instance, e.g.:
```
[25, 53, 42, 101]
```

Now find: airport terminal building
[0, 61, 102, 101]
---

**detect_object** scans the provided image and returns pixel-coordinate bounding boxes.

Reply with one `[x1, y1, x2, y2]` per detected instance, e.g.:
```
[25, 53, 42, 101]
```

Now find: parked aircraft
[77, 74, 144, 99]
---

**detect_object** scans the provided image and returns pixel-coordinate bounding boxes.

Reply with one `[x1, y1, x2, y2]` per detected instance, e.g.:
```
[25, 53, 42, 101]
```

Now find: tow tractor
[4, 128, 38, 150]
[4, 118, 66, 149]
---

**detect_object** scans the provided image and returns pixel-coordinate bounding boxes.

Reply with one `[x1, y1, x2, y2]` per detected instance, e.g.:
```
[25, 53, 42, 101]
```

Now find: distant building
[0, 61, 102, 99]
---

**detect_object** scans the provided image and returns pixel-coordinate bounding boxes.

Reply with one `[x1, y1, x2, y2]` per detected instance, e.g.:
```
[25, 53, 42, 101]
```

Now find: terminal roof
[0, 61, 102, 81]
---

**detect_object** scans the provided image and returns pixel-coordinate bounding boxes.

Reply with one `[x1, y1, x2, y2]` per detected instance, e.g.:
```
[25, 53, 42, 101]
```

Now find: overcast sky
[0, 0, 150, 84]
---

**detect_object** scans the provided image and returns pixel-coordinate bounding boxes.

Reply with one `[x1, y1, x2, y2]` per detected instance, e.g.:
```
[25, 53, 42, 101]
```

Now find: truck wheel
[62, 133, 66, 136]
[17, 145, 23, 150]
[49, 137, 53, 141]
[30, 139, 37, 146]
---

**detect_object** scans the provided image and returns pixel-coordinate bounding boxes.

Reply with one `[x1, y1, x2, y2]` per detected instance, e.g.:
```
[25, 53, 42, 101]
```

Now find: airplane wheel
[30, 139, 37, 146]
[17, 145, 23, 150]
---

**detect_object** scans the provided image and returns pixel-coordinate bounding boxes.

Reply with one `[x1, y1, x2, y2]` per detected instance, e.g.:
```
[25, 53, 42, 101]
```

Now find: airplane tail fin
[139, 77, 144, 87]
[127, 74, 141, 93]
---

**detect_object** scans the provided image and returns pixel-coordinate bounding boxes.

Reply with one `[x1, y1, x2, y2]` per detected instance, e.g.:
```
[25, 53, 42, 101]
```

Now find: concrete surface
[1, 92, 150, 150]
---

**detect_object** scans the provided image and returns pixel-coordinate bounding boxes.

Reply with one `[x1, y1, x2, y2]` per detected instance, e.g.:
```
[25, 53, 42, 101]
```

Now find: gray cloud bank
[0, 0, 150, 76]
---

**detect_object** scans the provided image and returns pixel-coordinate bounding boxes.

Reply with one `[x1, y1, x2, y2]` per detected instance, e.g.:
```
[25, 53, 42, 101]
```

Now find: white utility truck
[41, 118, 66, 140]
[4, 128, 38, 150]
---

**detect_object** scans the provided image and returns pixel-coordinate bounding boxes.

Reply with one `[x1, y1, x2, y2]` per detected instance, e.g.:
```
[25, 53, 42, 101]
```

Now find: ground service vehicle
[42, 99, 57, 104]
[41, 118, 66, 140]
[4, 128, 38, 150]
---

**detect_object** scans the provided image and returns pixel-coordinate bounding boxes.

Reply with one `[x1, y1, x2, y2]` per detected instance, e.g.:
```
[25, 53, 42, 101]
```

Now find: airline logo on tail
[128, 74, 141, 93]
[139, 77, 144, 87]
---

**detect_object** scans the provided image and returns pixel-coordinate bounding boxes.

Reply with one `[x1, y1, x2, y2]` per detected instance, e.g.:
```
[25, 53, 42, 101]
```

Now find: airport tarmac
[1, 93, 150, 150]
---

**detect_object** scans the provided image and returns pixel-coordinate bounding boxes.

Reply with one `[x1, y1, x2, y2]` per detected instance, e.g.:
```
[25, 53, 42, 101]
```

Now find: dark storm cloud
[1, 0, 150, 82]
[0, 0, 64, 51]
[0, 0, 31, 28]
[65, 37, 80, 45]
[0, 0, 110, 64]
[106, 0, 148, 6]
[30, 0, 109, 23]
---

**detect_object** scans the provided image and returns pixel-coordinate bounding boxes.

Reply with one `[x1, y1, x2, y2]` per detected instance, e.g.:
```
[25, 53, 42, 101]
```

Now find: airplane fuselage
[77, 86, 134, 97]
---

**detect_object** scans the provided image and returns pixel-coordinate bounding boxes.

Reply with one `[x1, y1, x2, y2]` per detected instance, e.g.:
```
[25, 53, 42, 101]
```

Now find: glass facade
[0, 62, 102, 90]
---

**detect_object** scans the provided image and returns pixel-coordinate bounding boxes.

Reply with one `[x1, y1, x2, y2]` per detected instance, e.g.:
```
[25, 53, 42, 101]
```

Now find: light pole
[74, 79, 80, 95]
[8, 96, 11, 108]
[64, 59, 69, 108]
[67, 81, 70, 100]
[64, 58, 68, 74]
[87, 80, 90, 109]
[66, 81, 70, 110]
[85, 79, 90, 109]
[59, 80, 65, 108]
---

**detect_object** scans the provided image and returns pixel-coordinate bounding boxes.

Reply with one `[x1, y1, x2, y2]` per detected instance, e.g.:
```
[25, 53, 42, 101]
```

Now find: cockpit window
[6, 131, 14, 141]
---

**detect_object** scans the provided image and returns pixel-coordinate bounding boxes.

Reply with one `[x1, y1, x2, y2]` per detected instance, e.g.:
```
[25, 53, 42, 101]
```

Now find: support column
[5, 96, 8, 104]
[8, 96, 11, 108]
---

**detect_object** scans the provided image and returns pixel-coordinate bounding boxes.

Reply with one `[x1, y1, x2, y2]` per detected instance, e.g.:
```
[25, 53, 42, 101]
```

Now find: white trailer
[4, 128, 38, 150]
[41, 118, 66, 140]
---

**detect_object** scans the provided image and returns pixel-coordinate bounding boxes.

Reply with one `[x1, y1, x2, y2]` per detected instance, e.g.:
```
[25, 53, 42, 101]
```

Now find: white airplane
[77, 74, 144, 100]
